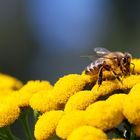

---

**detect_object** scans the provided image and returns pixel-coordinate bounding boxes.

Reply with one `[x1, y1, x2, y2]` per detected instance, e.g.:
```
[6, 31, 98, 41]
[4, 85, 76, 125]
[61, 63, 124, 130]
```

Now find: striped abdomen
[85, 59, 103, 75]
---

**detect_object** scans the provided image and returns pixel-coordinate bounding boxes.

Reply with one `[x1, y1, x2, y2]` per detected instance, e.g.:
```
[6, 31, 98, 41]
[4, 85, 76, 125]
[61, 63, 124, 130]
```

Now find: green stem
[4, 126, 17, 140]
[33, 110, 40, 123]
[20, 108, 34, 140]
[130, 126, 135, 140]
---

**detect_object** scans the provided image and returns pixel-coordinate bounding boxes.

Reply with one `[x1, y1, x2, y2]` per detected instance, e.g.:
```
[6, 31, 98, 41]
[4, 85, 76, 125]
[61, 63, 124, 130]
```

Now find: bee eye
[113, 57, 117, 60]
[123, 57, 127, 63]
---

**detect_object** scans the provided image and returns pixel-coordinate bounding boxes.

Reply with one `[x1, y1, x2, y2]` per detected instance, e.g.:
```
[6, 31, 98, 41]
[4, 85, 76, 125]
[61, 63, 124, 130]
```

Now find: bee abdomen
[85, 62, 100, 75]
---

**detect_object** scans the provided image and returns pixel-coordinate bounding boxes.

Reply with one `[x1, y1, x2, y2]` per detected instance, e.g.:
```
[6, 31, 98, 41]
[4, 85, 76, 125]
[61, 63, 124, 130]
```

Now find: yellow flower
[123, 93, 140, 124]
[91, 75, 140, 100]
[21, 80, 53, 93]
[128, 82, 140, 95]
[67, 125, 108, 140]
[106, 93, 127, 111]
[0, 73, 23, 90]
[56, 111, 86, 139]
[30, 90, 59, 113]
[123, 83, 140, 125]
[15, 80, 53, 107]
[52, 74, 92, 106]
[85, 101, 124, 131]
[64, 90, 96, 113]
[134, 125, 140, 137]
[120, 75, 140, 90]
[131, 59, 140, 74]
[122, 83, 140, 125]
[34, 110, 64, 140]
[0, 102, 20, 127]
[92, 80, 121, 99]
[0, 89, 14, 103]
[81, 71, 98, 84]
[112, 138, 126, 140]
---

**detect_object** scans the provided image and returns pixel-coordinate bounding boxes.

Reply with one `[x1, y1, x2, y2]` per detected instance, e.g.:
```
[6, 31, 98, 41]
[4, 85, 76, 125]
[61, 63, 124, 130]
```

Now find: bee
[85, 47, 134, 85]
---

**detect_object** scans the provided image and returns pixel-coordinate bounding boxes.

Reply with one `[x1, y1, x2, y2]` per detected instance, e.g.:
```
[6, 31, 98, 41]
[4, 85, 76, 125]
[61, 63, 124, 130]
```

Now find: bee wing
[94, 58, 104, 65]
[94, 47, 111, 56]
[80, 55, 97, 61]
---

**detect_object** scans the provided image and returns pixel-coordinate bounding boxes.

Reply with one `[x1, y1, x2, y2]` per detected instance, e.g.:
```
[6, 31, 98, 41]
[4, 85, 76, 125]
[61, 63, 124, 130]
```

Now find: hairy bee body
[85, 58, 104, 75]
[85, 52, 125, 74]
[85, 48, 133, 85]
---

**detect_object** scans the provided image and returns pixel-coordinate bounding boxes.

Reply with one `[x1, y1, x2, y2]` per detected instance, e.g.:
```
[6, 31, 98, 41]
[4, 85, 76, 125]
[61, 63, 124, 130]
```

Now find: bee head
[122, 53, 132, 65]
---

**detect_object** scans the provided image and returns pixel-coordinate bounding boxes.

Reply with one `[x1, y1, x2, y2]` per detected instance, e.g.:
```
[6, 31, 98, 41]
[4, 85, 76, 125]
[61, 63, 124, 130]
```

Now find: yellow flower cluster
[34, 110, 64, 140]
[67, 125, 108, 140]
[0, 74, 53, 129]
[0, 73, 22, 127]
[1, 58, 140, 140]
[64, 90, 96, 113]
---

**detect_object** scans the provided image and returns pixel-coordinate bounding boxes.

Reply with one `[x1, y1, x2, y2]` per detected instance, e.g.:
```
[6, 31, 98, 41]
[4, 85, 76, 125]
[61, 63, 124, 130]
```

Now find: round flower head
[131, 59, 140, 74]
[123, 93, 140, 124]
[0, 102, 20, 127]
[106, 93, 127, 111]
[0, 73, 23, 90]
[21, 80, 53, 93]
[120, 75, 140, 90]
[92, 80, 120, 99]
[56, 111, 86, 139]
[0, 89, 14, 103]
[52, 74, 91, 105]
[64, 90, 96, 113]
[30, 90, 59, 113]
[134, 125, 140, 137]
[129, 82, 140, 95]
[15, 80, 53, 107]
[34, 110, 64, 140]
[85, 101, 124, 131]
[81, 71, 98, 84]
[67, 125, 108, 140]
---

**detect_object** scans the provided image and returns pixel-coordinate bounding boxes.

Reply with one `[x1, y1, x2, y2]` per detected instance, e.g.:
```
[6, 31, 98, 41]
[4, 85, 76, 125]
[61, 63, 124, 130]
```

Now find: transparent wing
[94, 58, 104, 65]
[80, 55, 97, 61]
[94, 47, 111, 56]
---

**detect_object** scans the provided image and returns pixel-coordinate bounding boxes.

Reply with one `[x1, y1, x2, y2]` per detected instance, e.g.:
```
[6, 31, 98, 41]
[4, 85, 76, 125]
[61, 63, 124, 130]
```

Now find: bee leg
[130, 63, 135, 74]
[98, 66, 104, 86]
[120, 65, 127, 76]
[112, 70, 123, 84]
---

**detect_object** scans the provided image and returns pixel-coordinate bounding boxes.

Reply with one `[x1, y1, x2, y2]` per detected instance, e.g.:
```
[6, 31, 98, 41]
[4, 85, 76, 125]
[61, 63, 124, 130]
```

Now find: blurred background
[0, 0, 140, 84]
[1, 0, 140, 139]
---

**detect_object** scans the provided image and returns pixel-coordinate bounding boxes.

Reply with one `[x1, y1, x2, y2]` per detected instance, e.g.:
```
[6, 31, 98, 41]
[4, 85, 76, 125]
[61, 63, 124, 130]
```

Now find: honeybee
[85, 47, 134, 85]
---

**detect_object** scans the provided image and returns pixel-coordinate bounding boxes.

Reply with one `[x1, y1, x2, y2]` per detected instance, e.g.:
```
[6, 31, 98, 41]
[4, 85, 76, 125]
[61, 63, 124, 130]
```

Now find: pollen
[122, 84, 140, 124]
[67, 125, 108, 140]
[34, 110, 64, 140]
[30, 90, 59, 113]
[120, 74, 140, 90]
[64, 90, 96, 113]
[92, 80, 121, 99]
[56, 111, 86, 139]
[52, 74, 92, 107]
[14, 80, 53, 107]
[131, 58, 140, 74]
[85, 100, 124, 131]
[0, 102, 20, 127]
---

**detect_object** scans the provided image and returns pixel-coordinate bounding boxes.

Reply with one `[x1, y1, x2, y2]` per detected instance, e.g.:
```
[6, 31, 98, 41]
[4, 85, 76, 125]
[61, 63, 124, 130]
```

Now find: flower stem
[3, 126, 19, 140]
[20, 108, 34, 140]
[130, 126, 135, 140]
[33, 110, 40, 123]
